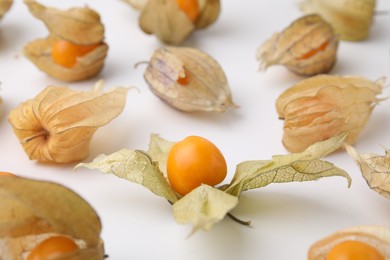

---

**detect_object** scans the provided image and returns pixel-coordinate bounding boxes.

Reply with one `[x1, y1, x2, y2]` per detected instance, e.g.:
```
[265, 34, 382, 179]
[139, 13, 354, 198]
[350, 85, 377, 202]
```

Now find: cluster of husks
[23, 0, 108, 81]
[276, 75, 384, 153]
[257, 14, 339, 76]
[127, 0, 220, 44]
[144, 47, 236, 112]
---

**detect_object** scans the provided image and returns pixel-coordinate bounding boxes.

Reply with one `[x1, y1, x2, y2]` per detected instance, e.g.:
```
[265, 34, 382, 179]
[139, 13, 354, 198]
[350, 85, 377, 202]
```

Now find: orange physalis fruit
[167, 136, 227, 196]
[176, 0, 199, 22]
[326, 240, 385, 260]
[177, 67, 191, 86]
[27, 236, 79, 260]
[298, 41, 330, 60]
[51, 40, 101, 68]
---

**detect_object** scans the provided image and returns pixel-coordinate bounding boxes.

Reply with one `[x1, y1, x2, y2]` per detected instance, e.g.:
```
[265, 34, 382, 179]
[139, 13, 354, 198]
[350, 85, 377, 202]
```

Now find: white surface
[1, 0, 390, 259]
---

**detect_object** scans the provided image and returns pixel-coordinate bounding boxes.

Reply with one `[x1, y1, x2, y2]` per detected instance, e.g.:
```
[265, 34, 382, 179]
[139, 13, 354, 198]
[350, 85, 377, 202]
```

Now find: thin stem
[227, 213, 251, 226]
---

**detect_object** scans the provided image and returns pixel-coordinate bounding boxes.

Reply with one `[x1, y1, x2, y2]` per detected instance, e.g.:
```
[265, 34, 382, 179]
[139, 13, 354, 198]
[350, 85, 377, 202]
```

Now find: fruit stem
[227, 213, 251, 226]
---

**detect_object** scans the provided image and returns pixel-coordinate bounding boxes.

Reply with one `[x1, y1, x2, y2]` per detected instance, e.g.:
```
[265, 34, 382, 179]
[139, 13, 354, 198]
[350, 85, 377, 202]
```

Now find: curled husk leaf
[78, 133, 351, 234]
[257, 14, 338, 76]
[139, 0, 220, 44]
[276, 75, 384, 153]
[144, 47, 236, 112]
[345, 144, 390, 199]
[0, 175, 104, 259]
[308, 225, 390, 259]
[8, 80, 129, 164]
[300, 0, 376, 41]
[0, 0, 12, 20]
[23, 0, 108, 82]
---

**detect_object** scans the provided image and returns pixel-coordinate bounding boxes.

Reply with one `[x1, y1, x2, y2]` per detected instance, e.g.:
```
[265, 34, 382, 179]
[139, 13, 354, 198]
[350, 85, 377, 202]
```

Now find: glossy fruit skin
[51, 40, 100, 68]
[326, 240, 385, 260]
[176, 0, 199, 22]
[27, 236, 79, 260]
[167, 135, 227, 196]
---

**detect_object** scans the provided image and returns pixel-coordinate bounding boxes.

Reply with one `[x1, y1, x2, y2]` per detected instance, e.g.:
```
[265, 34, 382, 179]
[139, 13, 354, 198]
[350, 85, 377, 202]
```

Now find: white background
[1, 0, 390, 259]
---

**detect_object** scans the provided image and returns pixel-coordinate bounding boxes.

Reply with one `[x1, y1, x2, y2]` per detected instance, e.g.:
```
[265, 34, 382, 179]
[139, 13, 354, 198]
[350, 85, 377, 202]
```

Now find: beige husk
[139, 0, 220, 45]
[8, 81, 129, 163]
[308, 225, 390, 259]
[0, 0, 12, 20]
[257, 14, 338, 76]
[300, 0, 376, 41]
[276, 75, 384, 153]
[23, 0, 107, 81]
[0, 176, 104, 259]
[144, 47, 236, 112]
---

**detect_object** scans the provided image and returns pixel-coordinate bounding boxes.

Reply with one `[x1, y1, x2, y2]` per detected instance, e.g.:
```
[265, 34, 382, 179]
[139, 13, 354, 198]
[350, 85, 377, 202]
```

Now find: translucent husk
[0, 175, 104, 259]
[257, 14, 338, 76]
[139, 0, 220, 45]
[308, 225, 390, 259]
[300, 0, 376, 41]
[0, 0, 12, 20]
[8, 81, 129, 164]
[23, 0, 108, 82]
[276, 75, 384, 153]
[144, 47, 236, 112]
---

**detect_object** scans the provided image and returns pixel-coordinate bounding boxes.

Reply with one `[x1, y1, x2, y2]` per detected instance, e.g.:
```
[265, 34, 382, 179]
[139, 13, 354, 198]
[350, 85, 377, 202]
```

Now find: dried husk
[300, 0, 376, 41]
[139, 0, 220, 45]
[308, 225, 390, 259]
[276, 75, 384, 153]
[122, 0, 148, 10]
[144, 47, 236, 112]
[0, 0, 12, 20]
[257, 14, 338, 76]
[345, 144, 390, 199]
[8, 81, 129, 164]
[0, 175, 104, 259]
[23, 0, 108, 82]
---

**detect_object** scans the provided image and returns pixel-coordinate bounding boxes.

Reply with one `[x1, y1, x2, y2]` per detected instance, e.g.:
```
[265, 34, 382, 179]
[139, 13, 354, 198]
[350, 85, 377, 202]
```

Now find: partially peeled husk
[276, 75, 384, 153]
[0, 175, 104, 259]
[308, 225, 390, 259]
[257, 14, 338, 76]
[300, 0, 376, 41]
[144, 47, 236, 112]
[139, 0, 220, 45]
[8, 80, 129, 164]
[0, 0, 12, 20]
[23, 0, 108, 82]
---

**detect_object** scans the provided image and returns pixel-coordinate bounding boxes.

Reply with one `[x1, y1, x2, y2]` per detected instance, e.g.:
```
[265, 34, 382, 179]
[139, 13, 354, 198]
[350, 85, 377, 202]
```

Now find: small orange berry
[327, 240, 385, 260]
[176, 0, 199, 22]
[167, 136, 227, 195]
[51, 40, 101, 68]
[27, 236, 79, 260]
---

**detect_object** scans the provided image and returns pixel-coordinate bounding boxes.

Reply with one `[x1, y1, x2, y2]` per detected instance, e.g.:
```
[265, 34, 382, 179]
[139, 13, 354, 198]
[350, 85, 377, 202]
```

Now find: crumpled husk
[144, 47, 236, 112]
[0, 175, 104, 259]
[308, 225, 390, 260]
[257, 14, 338, 76]
[0, 0, 12, 20]
[300, 0, 376, 41]
[139, 0, 220, 45]
[276, 75, 384, 153]
[8, 80, 129, 164]
[23, 0, 108, 81]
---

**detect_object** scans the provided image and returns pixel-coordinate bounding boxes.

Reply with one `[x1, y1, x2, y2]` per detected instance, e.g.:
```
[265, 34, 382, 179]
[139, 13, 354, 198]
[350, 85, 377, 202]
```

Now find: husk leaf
[173, 184, 238, 235]
[345, 144, 390, 199]
[0, 175, 104, 259]
[195, 0, 220, 29]
[76, 148, 179, 204]
[144, 47, 236, 112]
[224, 132, 351, 197]
[8, 81, 129, 163]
